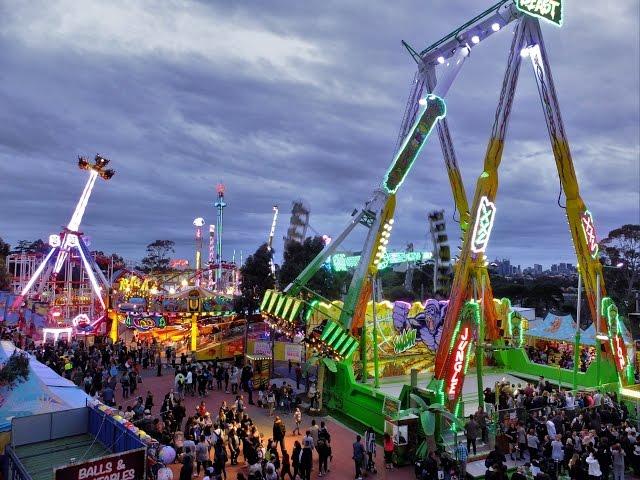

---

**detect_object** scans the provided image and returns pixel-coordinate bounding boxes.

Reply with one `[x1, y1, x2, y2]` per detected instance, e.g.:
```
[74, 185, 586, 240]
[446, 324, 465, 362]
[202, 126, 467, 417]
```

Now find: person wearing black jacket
[291, 441, 302, 480]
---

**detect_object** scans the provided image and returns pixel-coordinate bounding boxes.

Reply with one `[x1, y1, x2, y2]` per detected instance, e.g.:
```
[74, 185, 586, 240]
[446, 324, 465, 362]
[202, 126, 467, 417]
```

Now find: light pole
[573, 270, 582, 391]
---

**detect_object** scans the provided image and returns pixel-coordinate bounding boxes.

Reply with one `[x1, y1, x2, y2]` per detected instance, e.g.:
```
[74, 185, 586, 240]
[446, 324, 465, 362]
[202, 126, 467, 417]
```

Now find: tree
[0, 237, 11, 291]
[236, 243, 275, 314]
[600, 224, 640, 315]
[524, 283, 564, 317]
[139, 240, 175, 274]
[11, 239, 48, 254]
[278, 236, 339, 299]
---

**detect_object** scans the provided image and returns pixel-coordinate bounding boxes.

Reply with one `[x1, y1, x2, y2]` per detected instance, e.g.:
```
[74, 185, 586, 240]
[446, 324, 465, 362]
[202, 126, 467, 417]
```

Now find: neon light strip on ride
[76, 236, 106, 309]
[17, 248, 57, 296]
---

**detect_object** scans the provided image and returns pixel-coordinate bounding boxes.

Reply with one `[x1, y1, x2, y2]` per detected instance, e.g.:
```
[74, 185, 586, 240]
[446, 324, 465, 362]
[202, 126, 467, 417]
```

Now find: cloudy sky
[0, 0, 638, 270]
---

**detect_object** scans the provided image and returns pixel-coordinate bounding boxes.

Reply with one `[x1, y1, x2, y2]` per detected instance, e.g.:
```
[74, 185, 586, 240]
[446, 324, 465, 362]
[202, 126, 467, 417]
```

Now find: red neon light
[614, 336, 627, 371]
[447, 326, 470, 399]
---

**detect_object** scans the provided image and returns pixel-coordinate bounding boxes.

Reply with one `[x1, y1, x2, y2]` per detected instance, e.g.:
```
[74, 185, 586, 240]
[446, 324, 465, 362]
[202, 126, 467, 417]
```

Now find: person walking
[300, 436, 313, 480]
[273, 416, 286, 455]
[292, 440, 302, 480]
[383, 432, 394, 470]
[455, 439, 468, 477]
[213, 437, 228, 480]
[293, 407, 302, 436]
[195, 435, 210, 477]
[317, 430, 330, 477]
[281, 448, 293, 480]
[586, 450, 603, 480]
[465, 414, 479, 456]
[120, 373, 129, 400]
[353, 434, 365, 480]
[364, 427, 376, 474]
[612, 443, 626, 480]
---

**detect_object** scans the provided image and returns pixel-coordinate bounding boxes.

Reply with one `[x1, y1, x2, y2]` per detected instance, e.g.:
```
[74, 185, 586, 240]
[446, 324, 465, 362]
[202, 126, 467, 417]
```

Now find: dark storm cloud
[0, 0, 637, 270]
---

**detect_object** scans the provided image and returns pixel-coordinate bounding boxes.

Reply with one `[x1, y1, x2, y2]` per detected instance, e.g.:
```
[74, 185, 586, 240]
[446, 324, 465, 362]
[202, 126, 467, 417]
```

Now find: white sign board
[284, 344, 303, 362]
[253, 341, 271, 356]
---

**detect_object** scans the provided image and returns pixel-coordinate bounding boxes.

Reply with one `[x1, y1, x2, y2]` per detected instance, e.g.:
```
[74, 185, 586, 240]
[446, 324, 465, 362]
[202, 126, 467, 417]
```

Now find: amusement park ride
[11, 155, 114, 333]
[261, 0, 638, 448]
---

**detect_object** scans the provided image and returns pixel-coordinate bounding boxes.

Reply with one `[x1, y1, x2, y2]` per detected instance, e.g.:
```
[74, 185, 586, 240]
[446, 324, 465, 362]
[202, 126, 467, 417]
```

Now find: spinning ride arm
[524, 21, 631, 383]
[433, 18, 530, 406]
[266, 74, 460, 358]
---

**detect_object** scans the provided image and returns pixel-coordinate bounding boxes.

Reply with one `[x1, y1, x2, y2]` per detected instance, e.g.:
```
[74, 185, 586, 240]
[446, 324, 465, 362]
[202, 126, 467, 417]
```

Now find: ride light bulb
[491, 23, 500, 32]
[471, 35, 480, 44]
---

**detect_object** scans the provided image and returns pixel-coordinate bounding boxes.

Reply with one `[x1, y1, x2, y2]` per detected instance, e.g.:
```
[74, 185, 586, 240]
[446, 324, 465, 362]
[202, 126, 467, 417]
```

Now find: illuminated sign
[516, 0, 563, 27]
[170, 258, 190, 270]
[470, 196, 497, 254]
[614, 335, 626, 372]
[447, 326, 471, 399]
[328, 250, 433, 272]
[49, 234, 61, 247]
[43, 327, 73, 343]
[580, 210, 599, 259]
[392, 329, 417, 354]
[72, 313, 92, 332]
[124, 313, 166, 331]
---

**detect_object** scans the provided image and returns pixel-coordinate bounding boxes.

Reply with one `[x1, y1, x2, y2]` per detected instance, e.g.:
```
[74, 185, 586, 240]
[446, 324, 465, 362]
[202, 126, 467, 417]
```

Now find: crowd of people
[459, 377, 640, 480]
[525, 344, 595, 372]
[18, 335, 344, 480]
[8, 325, 640, 480]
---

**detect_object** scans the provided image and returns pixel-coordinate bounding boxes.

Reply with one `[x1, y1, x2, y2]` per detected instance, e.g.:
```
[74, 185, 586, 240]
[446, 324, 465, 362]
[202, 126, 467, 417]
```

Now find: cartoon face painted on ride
[392, 298, 449, 351]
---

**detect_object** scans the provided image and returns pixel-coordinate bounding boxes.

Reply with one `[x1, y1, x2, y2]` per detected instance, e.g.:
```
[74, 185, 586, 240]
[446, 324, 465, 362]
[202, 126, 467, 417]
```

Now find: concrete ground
[125, 363, 415, 479]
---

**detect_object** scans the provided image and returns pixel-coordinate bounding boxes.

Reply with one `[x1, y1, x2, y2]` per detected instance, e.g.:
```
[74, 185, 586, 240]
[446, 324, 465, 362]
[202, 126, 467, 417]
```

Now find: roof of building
[0, 341, 92, 432]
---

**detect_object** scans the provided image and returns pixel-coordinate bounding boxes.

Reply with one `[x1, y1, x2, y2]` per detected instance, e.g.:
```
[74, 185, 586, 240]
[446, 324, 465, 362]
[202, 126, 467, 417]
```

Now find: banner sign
[253, 341, 272, 357]
[54, 448, 145, 480]
[516, 0, 563, 27]
[284, 344, 303, 362]
[446, 326, 472, 400]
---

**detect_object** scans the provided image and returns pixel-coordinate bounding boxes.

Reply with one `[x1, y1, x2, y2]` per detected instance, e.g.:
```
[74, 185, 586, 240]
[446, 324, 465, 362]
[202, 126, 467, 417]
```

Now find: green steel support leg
[361, 319, 367, 383]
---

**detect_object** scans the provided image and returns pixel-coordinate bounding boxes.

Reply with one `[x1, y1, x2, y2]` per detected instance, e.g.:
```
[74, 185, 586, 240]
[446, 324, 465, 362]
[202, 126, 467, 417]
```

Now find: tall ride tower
[214, 183, 226, 290]
[12, 155, 115, 311]
[207, 225, 215, 289]
[193, 217, 205, 287]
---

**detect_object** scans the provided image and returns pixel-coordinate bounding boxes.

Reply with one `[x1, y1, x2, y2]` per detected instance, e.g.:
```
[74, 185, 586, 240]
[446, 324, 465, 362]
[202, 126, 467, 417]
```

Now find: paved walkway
[124, 364, 414, 479]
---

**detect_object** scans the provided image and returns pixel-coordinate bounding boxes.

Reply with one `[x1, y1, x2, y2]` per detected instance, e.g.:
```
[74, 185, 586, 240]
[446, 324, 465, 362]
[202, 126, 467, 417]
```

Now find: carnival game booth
[4, 403, 149, 480]
[0, 341, 92, 455]
[109, 284, 244, 360]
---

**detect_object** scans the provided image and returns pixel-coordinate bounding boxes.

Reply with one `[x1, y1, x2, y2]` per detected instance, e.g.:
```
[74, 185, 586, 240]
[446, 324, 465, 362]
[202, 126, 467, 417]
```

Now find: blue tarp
[0, 341, 91, 432]
[525, 312, 633, 346]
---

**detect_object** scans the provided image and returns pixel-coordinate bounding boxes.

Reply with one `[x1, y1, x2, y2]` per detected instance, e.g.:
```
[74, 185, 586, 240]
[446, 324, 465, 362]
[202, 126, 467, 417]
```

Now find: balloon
[159, 446, 176, 464]
[157, 467, 173, 480]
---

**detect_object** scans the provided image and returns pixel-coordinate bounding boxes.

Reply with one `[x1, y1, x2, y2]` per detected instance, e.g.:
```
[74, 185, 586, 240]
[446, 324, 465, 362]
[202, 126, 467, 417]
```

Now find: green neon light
[321, 321, 338, 340]
[260, 290, 273, 311]
[328, 250, 433, 272]
[515, 0, 563, 27]
[382, 95, 446, 194]
[305, 299, 320, 323]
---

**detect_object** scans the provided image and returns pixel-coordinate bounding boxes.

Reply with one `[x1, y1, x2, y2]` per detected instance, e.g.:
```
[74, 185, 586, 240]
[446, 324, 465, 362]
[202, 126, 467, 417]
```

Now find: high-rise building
[534, 264, 543, 275]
